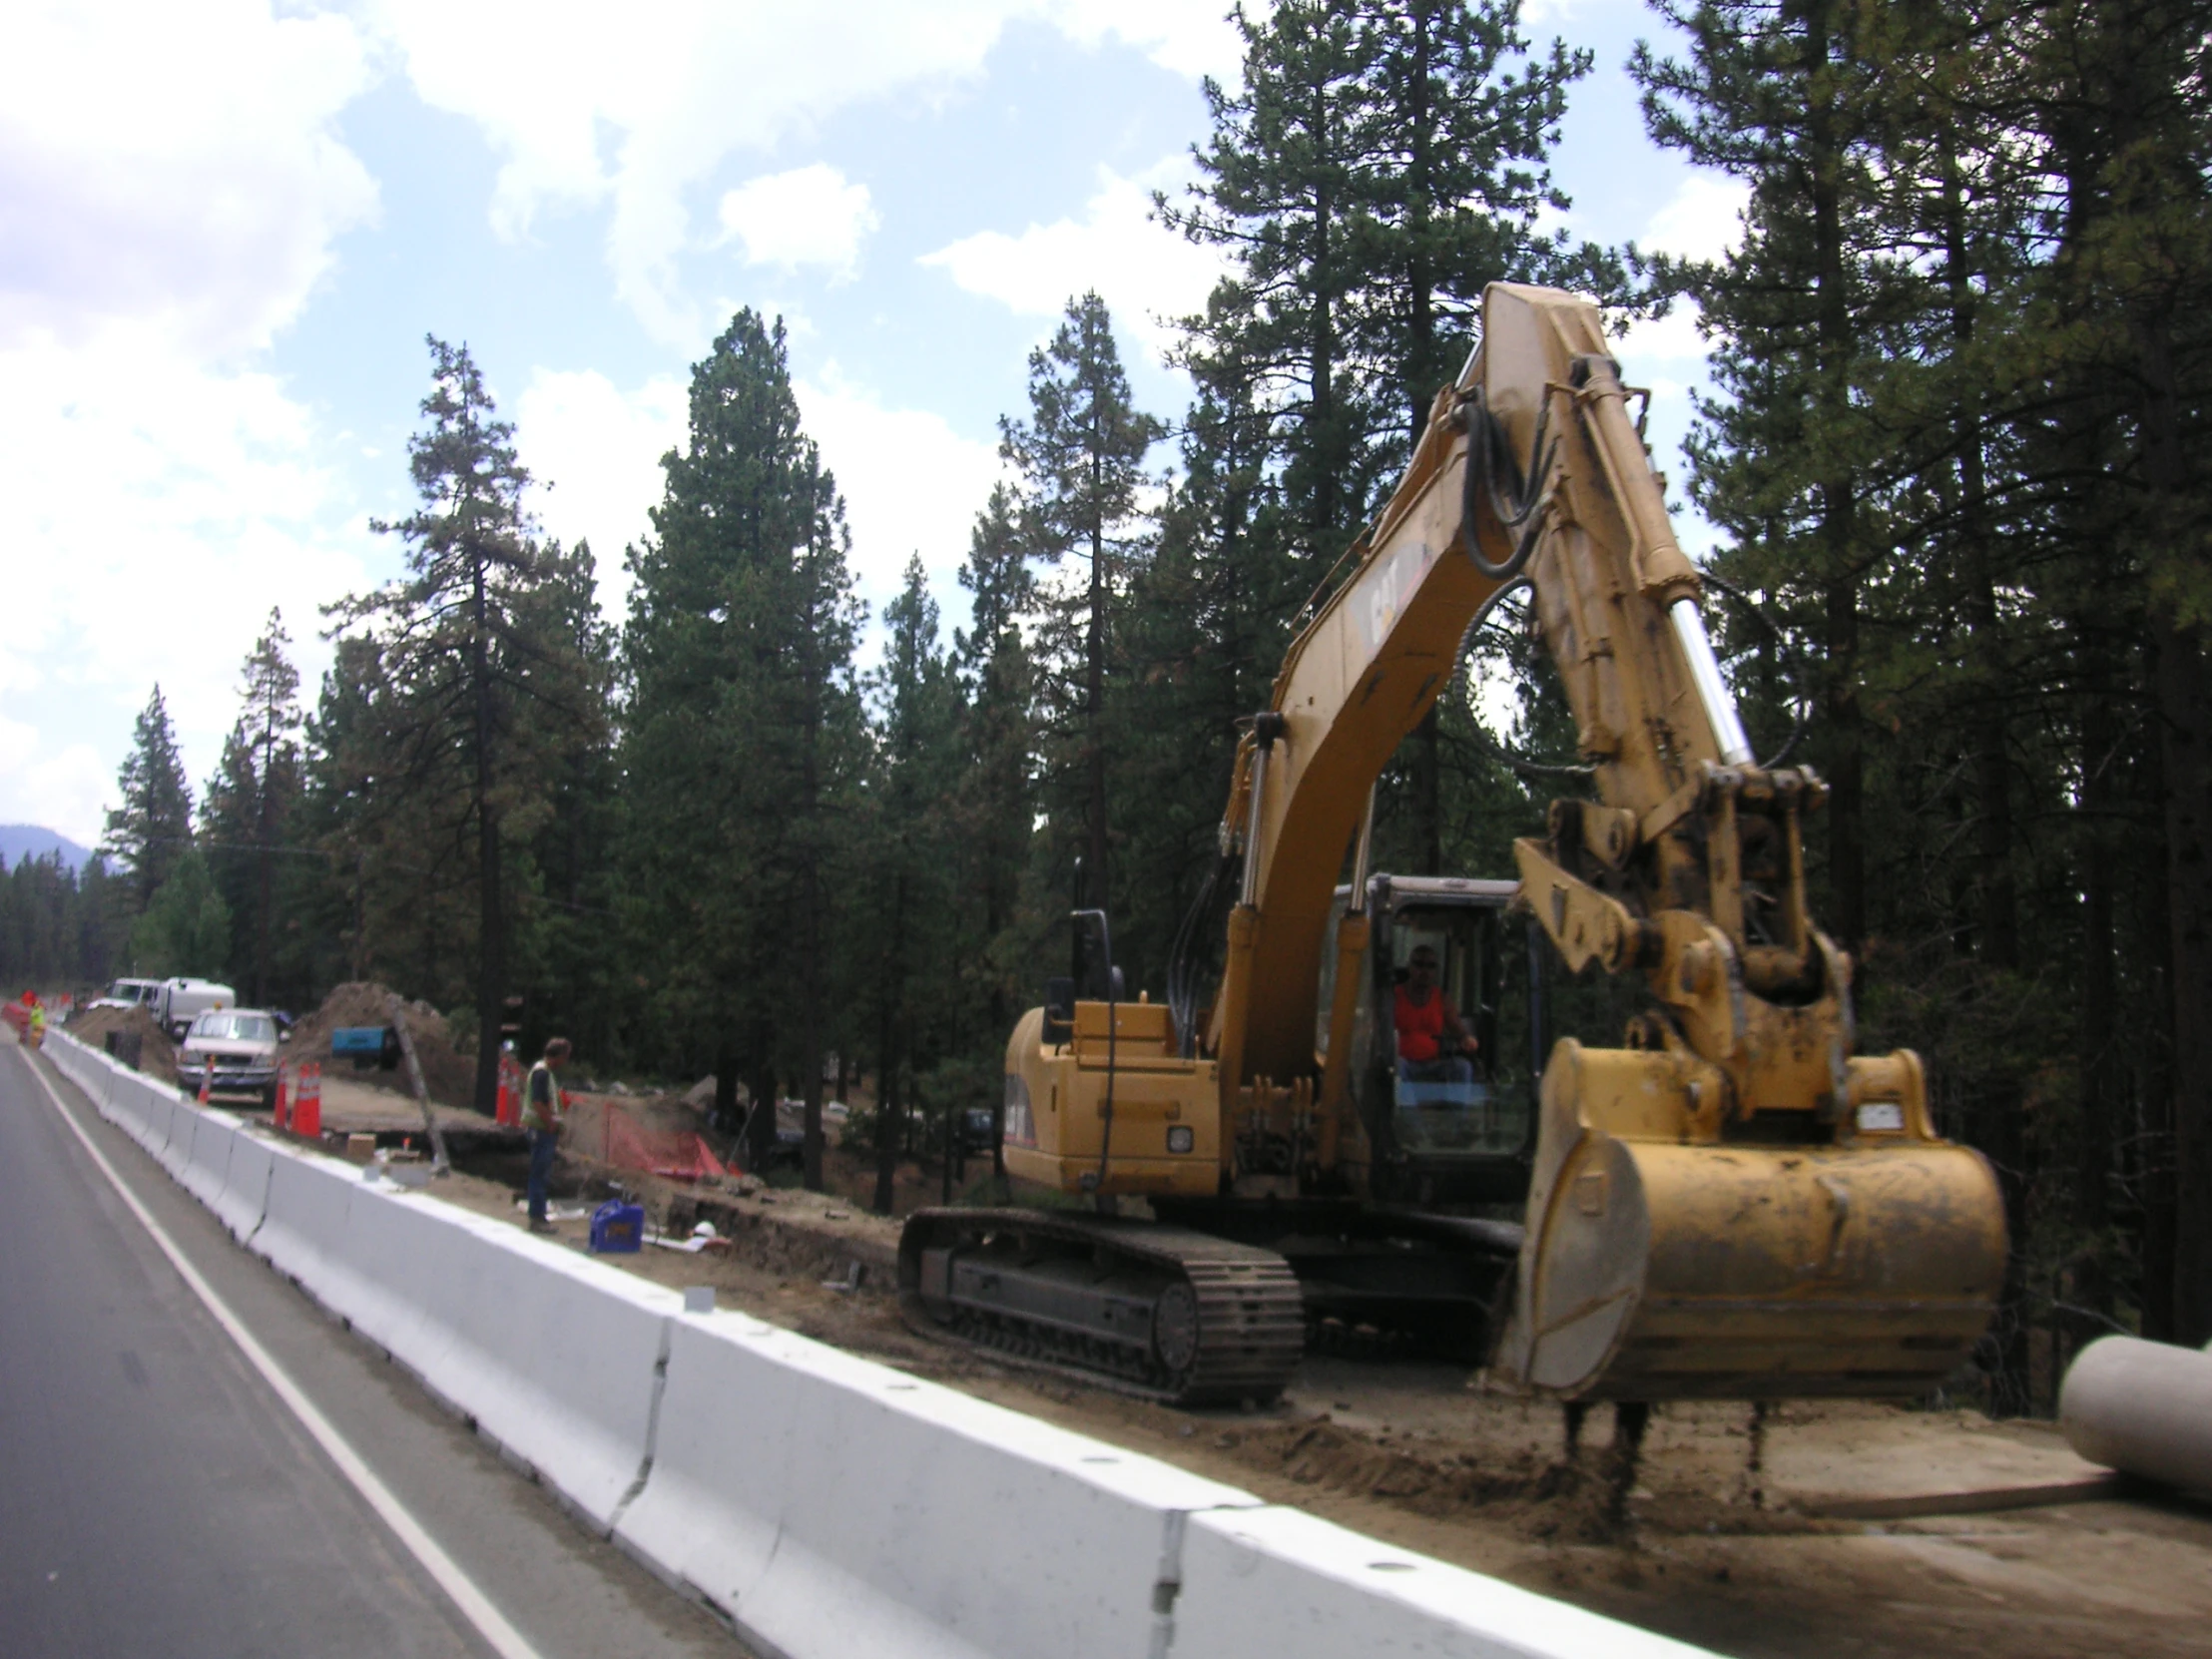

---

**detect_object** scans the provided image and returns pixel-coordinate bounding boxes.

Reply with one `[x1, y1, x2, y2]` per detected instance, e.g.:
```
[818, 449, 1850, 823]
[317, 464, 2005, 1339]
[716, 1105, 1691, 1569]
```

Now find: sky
[1, 0, 1746, 849]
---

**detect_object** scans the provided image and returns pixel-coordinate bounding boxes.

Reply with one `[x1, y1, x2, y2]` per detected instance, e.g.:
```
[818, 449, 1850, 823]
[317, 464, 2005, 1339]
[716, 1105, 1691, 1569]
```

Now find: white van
[155, 977, 235, 1041]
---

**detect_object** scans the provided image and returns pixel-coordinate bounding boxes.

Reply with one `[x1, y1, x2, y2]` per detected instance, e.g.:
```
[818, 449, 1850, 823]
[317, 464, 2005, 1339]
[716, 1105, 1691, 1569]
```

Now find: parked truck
[154, 977, 235, 1042]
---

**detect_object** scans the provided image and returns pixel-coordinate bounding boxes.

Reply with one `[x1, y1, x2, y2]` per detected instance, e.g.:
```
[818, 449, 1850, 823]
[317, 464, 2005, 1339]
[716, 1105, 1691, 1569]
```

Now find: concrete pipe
[2058, 1335, 2212, 1494]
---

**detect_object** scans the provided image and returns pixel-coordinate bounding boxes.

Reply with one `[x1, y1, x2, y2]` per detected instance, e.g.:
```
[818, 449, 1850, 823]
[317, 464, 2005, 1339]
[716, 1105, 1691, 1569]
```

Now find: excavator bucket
[1492, 1040, 2006, 1400]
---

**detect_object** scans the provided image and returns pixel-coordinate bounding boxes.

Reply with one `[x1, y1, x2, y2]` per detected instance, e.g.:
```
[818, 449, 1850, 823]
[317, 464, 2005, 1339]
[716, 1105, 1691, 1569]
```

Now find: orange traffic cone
[274, 1066, 290, 1131]
[198, 1062, 211, 1104]
[293, 1062, 321, 1139]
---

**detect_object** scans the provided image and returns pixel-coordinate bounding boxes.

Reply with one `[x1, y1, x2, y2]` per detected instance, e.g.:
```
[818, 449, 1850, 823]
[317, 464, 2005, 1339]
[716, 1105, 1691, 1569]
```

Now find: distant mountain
[0, 826, 93, 873]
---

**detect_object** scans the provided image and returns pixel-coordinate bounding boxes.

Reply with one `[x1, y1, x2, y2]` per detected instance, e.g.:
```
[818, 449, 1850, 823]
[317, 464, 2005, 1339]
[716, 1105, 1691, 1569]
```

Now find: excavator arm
[1208, 283, 2005, 1400]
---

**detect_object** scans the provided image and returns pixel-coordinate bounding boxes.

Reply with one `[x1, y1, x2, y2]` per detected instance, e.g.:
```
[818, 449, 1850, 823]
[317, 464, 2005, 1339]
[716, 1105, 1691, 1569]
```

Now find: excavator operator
[1393, 946, 1477, 1084]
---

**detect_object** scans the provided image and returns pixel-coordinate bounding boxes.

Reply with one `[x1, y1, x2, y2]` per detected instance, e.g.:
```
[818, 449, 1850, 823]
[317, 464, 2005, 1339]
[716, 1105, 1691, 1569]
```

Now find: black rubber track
[898, 1208, 1306, 1407]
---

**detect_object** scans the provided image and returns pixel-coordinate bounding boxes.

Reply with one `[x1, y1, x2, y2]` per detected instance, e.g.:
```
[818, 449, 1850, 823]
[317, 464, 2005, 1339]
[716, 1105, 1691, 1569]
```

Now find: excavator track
[898, 1208, 1306, 1407]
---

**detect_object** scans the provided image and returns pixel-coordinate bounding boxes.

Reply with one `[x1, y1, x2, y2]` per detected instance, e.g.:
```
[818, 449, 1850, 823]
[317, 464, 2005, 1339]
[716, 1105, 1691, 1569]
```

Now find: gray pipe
[2058, 1335, 2212, 1493]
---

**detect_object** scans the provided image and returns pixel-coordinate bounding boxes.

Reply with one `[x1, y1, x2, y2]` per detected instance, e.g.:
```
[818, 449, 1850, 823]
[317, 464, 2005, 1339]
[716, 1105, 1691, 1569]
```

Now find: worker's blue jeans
[527, 1128, 559, 1222]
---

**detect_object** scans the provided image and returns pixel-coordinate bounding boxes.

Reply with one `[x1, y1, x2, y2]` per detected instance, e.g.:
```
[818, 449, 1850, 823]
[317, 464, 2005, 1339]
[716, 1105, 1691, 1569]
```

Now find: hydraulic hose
[1459, 386, 1555, 582]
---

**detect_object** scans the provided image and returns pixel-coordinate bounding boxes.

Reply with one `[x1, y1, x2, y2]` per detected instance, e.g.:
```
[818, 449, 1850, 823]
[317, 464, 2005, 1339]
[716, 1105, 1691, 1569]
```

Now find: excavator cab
[1322, 875, 1538, 1204]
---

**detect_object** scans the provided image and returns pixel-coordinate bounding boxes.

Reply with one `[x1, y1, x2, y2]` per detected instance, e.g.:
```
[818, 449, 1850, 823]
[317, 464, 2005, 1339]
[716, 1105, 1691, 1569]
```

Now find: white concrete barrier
[129, 1075, 179, 1156]
[620, 1315, 1262, 1659]
[38, 1030, 1720, 1659]
[1173, 1505, 1712, 1659]
[399, 1221, 675, 1529]
[212, 1127, 276, 1242]
[157, 1095, 209, 1179]
[250, 1146, 363, 1289]
[179, 1110, 243, 1211]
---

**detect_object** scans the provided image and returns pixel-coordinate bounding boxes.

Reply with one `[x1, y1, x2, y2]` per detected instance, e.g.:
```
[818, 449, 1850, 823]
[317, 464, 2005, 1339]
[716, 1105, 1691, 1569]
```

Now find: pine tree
[624, 309, 864, 1185]
[333, 336, 591, 1109]
[1163, 0, 1626, 869]
[131, 847, 231, 980]
[103, 685, 194, 917]
[999, 292, 1163, 916]
[953, 484, 1040, 1158]
[202, 609, 304, 1004]
[864, 556, 960, 1211]
[1635, 0, 1905, 950]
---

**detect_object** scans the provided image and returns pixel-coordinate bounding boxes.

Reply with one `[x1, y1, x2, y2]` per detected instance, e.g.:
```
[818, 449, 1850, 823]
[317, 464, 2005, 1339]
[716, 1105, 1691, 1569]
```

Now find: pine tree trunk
[471, 555, 503, 1116]
[2156, 618, 2212, 1342]
[2131, 297, 2212, 1343]
[1806, 0, 1865, 950]
[2077, 690, 2116, 1240]
[800, 640, 827, 1193]
[1087, 503, 1109, 911]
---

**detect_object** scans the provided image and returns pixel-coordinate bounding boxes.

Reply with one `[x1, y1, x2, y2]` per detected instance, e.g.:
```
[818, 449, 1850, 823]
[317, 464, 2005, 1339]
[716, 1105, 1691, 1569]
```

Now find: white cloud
[1640, 173, 1750, 267]
[1613, 303, 1709, 367]
[0, 717, 111, 850]
[1051, 0, 1245, 80]
[0, 0, 377, 356]
[364, 1, 1025, 344]
[717, 165, 879, 279]
[513, 363, 1002, 641]
[918, 159, 1227, 363]
[360, 2, 1239, 346]
[0, 329, 373, 836]
[0, 2, 388, 837]
[514, 368, 689, 625]
[795, 370, 1004, 614]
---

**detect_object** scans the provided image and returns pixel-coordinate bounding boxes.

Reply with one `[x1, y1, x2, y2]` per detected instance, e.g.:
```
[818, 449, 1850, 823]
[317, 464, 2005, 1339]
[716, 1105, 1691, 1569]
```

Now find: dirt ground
[347, 1132, 2212, 1659]
[288, 981, 477, 1107]
[65, 1004, 177, 1082]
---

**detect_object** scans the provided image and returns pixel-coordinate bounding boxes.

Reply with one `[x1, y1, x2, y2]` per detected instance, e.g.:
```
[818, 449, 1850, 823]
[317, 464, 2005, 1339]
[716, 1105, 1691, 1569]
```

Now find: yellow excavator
[900, 283, 2006, 1408]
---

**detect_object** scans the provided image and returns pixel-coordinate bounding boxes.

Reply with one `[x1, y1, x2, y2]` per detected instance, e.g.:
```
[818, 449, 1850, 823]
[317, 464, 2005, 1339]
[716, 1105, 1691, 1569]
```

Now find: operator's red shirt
[1394, 985, 1445, 1062]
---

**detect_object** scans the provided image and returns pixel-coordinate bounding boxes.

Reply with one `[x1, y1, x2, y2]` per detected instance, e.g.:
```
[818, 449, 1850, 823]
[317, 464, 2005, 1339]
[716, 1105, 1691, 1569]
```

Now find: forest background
[6, 0, 2209, 1411]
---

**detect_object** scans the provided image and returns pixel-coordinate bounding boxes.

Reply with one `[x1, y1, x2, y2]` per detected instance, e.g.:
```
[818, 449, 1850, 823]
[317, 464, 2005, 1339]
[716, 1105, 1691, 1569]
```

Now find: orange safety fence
[600, 1101, 731, 1182]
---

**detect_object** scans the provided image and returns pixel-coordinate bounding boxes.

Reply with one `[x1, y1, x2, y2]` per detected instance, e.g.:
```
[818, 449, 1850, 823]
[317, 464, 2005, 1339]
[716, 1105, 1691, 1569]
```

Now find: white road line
[14, 1044, 549, 1659]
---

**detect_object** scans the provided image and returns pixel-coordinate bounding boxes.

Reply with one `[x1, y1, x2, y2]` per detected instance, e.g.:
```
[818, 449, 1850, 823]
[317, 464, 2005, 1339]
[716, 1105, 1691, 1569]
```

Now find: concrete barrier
[1172, 1505, 1713, 1659]
[36, 1032, 1720, 1659]
[212, 1127, 276, 1242]
[301, 1183, 471, 1365]
[399, 1222, 675, 1529]
[250, 1146, 363, 1289]
[129, 1075, 178, 1157]
[157, 1095, 209, 1179]
[620, 1315, 1262, 1659]
[179, 1110, 243, 1211]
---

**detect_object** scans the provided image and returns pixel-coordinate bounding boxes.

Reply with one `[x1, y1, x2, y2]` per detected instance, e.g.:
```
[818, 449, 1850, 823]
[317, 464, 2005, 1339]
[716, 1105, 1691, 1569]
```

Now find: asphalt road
[0, 1035, 751, 1659]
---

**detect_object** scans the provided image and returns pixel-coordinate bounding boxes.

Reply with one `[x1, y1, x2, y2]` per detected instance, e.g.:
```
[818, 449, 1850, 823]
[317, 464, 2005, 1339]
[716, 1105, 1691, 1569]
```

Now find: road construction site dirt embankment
[356, 1136, 2212, 1659]
[65, 1004, 177, 1082]
[289, 981, 476, 1106]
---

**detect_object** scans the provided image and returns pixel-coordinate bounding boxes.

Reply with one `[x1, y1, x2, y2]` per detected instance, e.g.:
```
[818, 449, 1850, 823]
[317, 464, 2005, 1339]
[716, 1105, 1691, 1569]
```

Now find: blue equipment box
[590, 1201, 645, 1254]
[330, 1026, 390, 1056]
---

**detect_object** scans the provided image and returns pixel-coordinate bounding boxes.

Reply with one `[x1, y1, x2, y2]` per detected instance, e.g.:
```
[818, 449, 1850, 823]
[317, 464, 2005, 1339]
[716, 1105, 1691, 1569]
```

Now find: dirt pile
[65, 1004, 177, 1082]
[289, 982, 478, 1108]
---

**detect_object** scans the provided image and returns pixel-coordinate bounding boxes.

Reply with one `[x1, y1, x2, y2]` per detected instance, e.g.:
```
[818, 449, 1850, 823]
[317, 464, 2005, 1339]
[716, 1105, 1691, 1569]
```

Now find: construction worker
[24, 992, 45, 1051]
[523, 1037, 572, 1234]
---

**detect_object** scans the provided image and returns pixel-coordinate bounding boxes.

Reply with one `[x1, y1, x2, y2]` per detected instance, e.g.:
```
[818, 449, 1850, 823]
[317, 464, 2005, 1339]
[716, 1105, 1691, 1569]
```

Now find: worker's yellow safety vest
[524, 1059, 561, 1131]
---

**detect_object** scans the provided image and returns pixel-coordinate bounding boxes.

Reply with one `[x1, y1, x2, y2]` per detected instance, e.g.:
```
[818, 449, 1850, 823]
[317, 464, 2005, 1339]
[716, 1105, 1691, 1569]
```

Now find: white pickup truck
[88, 977, 163, 1015]
[155, 977, 235, 1041]
[178, 1007, 285, 1108]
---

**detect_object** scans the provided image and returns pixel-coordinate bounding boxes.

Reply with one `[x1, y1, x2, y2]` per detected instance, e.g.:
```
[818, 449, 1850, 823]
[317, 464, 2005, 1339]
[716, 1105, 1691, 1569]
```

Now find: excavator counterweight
[900, 283, 2005, 1406]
